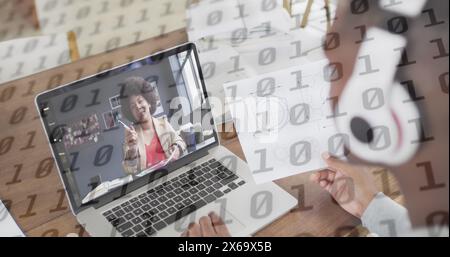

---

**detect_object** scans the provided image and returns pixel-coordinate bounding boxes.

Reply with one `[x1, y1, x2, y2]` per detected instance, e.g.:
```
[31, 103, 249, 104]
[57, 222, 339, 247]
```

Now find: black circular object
[350, 117, 374, 144]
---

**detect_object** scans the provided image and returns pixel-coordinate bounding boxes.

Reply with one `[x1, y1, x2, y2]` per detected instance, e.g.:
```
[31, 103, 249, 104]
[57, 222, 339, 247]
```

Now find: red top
[145, 135, 166, 168]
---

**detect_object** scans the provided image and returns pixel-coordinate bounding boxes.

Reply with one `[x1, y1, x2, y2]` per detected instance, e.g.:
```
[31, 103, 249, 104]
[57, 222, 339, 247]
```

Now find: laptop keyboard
[102, 159, 246, 237]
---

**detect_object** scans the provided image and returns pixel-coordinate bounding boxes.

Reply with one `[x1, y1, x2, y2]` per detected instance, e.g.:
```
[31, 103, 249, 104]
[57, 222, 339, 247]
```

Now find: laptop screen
[36, 44, 218, 212]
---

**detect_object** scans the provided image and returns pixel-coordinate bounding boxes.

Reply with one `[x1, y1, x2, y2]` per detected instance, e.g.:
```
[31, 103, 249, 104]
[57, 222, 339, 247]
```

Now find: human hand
[124, 126, 138, 148]
[181, 212, 231, 237]
[310, 153, 380, 218]
[169, 145, 181, 160]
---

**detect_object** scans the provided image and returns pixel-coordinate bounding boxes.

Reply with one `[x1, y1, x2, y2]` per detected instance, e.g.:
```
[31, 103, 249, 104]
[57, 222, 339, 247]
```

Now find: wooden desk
[0, 29, 403, 237]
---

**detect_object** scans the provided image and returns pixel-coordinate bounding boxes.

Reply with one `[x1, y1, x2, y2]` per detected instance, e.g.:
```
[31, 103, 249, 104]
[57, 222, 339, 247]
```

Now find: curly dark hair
[120, 77, 160, 123]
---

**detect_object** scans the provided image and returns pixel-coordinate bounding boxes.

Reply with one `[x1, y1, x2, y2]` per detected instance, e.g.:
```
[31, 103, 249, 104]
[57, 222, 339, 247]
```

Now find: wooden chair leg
[67, 31, 81, 62]
[300, 0, 314, 28]
[324, 0, 332, 31]
[283, 0, 293, 16]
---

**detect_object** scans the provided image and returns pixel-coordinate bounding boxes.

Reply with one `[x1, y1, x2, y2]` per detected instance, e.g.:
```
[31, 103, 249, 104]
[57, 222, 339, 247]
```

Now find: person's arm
[163, 118, 187, 159]
[171, 129, 187, 155]
[122, 143, 140, 175]
[122, 126, 140, 175]
[361, 192, 412, 237]
[310, 153, 415, 237]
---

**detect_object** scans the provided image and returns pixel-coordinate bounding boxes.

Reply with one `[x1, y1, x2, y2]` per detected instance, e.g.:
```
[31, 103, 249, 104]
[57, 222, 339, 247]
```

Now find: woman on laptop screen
[121, 77, 187, 175]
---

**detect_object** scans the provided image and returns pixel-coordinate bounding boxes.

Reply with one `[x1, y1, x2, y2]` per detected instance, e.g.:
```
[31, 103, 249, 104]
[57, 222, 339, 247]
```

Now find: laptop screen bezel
[35, 43, 220, 215]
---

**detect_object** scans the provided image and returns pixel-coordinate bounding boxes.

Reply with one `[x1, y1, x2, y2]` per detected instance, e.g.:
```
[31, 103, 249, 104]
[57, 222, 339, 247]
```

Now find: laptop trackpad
[174, 202, 246, 236]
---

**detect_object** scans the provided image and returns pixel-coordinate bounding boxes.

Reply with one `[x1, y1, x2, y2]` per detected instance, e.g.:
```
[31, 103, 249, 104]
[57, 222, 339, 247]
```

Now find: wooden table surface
[0, 29, 404, 237]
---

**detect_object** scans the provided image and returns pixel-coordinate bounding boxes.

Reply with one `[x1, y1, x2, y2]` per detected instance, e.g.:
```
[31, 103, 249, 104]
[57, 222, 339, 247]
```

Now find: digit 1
[253, 149, 274, 173]
[19, 194, 38, 218]
[20, 131, 36, 150]
[49, 189, 68, 213]
[5, 164, 23, 185]
[291, 184, 313, 211]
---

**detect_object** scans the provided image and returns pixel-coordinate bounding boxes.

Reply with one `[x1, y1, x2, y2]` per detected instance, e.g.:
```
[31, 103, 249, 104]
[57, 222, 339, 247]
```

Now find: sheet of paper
[82, 183, 110, 204]
[136, 152, 176, 178]
[34, 0, 189, 58]
[188, 0, 336, 122]
[82, 175, 133, 204]
[187, 0, 291, 42]
[0, 33, 71, 85]
[0, 200, 25, 237]
[195, 28, 327, 122]
[379, 0, 427, 17]
[224, 60, 347, 184]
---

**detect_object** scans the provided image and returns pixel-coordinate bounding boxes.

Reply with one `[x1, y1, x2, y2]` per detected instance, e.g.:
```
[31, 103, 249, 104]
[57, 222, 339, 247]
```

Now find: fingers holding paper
[310, 152, 380, 218]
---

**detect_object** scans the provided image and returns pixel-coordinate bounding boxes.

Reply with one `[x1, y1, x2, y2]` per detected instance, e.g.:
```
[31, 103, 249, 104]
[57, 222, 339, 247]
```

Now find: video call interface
[40, 48, 217, 206]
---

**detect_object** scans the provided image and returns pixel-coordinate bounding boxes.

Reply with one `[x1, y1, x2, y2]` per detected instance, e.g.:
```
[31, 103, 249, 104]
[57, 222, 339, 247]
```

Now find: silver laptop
[35, 43, 296, 237]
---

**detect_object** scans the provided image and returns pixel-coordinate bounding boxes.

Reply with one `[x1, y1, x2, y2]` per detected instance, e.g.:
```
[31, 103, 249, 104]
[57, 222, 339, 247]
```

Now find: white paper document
[0, 200, 25, 237]
[82, 175, 133, 204]
[187, 0, 337, 122]
[34, 0, 188, 58]
[187, 0, 291, 42]
[224, 60, 347, 184]
[0, 33, 71, 85]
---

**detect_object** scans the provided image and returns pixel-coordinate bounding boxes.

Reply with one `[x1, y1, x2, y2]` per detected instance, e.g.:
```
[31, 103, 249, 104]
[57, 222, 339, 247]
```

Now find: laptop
[35, 43, 296, 237]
